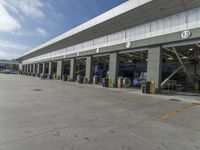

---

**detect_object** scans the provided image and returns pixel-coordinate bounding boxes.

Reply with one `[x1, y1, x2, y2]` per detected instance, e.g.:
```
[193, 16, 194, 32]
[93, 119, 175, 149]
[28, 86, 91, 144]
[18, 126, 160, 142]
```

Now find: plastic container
[93, 75, 98, 84]
[77, 74, 83, 84]
[118, 77, 123, 88]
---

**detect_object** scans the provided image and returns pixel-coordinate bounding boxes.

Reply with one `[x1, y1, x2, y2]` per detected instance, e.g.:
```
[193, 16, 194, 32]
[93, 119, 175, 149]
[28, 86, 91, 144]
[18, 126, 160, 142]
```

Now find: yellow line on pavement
[160, 103, 198, 121]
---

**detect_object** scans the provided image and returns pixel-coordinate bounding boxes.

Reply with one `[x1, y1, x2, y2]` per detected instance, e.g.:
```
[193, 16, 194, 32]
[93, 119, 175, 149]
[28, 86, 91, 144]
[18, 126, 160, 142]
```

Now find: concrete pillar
[19, 64, 22, 73]
[30, 64, 33, 74]
[36, 64, 40, 76]
[33, 64, 36, 74]
[70, 58, 76, 81]
[26, 65, 28, 74]
[28, 65, 31, 73]
[48, 62, 53, 79]
[56, 60, 63, 80]
[109, 52, 119, 88]
[147, 46, 162, 93]
[42, 63, 45, 75]
[22, 65, 25, 73]
[85, 56, 93, 84]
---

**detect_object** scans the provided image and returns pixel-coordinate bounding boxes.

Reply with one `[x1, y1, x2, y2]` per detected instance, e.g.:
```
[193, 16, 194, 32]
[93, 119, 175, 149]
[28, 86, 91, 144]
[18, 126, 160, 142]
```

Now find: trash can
[77, 74, 83, 84]
[102, 78, 109, 87]
[93, 75, 98, 84]
[62, 75, 68, 81]
[118, 77, 123, 88]
[146, 81, 151, 94]
[141, 81, 151, 94]
[141, 81, 147, 93]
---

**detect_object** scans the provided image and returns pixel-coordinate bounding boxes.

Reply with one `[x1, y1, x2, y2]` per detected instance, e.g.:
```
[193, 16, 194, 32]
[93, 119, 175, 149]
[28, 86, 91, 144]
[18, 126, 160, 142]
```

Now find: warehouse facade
[18, 0, 200, 93]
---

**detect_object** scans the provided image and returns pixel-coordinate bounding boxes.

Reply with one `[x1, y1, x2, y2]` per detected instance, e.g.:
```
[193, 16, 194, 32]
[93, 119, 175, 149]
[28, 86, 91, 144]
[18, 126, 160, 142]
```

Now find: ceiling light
[182, 56, 187, 59]
[189, 48, 193, 51]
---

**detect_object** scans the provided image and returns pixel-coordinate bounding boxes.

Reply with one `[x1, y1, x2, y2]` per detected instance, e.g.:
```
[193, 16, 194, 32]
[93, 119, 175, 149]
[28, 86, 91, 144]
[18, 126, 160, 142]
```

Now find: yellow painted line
[160, 103, 198, 121]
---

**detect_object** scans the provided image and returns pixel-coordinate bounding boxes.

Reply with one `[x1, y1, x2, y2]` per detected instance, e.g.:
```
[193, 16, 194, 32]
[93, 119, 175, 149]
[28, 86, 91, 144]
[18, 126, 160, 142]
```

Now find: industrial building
[18, 0, 200, 94]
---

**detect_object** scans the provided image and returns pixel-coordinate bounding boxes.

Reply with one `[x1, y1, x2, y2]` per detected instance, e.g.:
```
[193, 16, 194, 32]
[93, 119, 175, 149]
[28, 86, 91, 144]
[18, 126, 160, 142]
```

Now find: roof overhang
[18, 0, 200, 61]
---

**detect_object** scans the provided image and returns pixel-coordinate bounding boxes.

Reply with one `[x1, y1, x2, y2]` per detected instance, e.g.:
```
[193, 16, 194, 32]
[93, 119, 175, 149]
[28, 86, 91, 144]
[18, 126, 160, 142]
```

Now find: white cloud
[36, 27, 47, 36]
[0, 40, 30, 51]
[0, 2, 21, 33]
[0, 40, 30, 59]
[0, 50, 20, 60]
[14, 0, 45, 19]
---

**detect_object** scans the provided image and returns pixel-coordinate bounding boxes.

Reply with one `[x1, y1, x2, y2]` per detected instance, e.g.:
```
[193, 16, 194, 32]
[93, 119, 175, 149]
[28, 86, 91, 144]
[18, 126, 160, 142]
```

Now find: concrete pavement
[0, 74, 200, 150]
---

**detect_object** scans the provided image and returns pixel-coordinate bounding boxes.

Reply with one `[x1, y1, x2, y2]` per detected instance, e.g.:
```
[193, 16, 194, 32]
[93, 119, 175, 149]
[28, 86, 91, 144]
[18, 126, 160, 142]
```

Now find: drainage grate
[33, 89, 43, 91]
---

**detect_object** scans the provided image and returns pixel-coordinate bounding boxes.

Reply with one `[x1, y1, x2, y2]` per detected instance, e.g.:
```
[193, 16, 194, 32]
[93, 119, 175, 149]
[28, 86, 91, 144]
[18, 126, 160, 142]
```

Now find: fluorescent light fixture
[182, 56, 187, 59]
[189, 48, 193, 51]
[168, 57, 174, 60]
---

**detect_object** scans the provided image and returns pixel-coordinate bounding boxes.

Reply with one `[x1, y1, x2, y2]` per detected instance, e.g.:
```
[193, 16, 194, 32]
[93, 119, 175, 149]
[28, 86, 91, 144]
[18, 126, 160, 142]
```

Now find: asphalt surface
[0, 74, 200, 150]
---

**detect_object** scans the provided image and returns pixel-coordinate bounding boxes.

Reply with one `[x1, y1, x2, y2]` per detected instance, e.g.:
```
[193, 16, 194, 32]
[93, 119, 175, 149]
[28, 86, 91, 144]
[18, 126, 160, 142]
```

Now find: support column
[109, 52, 119, 88]
[22, 65, 25, 74]
[19, 64, 22, 74]
[28, 65, 30, 74]
[42, 63, 45, 75]
[30, 64, 32, 75]
[147, 46, 162, 93]
[33, 64, 36, 75]
[26, 65, 28, 74]
[56, 60, 63, 80]
[85, 56, 93, 84]
[36, 64, 40, 77]
[48, 62, 53, 79]
[28, 65, 30, 75]
[70, 58, 76, 81]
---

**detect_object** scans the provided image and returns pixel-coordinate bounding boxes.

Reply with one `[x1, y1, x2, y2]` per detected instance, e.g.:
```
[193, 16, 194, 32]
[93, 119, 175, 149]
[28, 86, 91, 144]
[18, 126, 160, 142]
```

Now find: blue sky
[0, 0, 127, 60]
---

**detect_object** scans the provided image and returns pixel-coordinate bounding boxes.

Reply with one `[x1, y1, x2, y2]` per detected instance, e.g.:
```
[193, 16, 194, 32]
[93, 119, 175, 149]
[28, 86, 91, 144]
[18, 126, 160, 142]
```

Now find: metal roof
[0, 60, 19, 65]
[18, 0, 200, 61]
